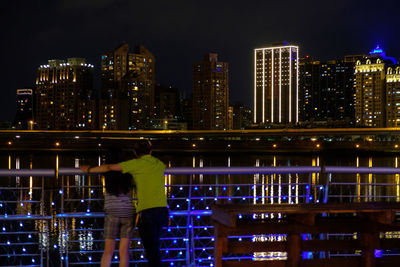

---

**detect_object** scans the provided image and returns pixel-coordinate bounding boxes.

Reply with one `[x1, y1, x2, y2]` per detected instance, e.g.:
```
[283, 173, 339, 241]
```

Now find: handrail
[324, 166, 400, 174]
[0, 166, 399, 176]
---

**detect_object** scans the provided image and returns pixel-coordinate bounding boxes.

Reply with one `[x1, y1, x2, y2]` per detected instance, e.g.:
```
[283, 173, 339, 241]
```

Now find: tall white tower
[254, 44, 299, 125]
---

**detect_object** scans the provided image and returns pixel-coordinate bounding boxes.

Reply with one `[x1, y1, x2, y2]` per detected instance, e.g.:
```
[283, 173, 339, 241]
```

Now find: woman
[90, 147, 134, 267]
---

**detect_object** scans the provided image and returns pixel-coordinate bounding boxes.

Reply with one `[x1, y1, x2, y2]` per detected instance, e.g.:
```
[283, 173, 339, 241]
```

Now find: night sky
[3, 0, 400, 122]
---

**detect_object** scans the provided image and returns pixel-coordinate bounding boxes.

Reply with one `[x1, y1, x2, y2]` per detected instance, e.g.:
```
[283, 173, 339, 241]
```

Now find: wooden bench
[212, 202, 400, 267]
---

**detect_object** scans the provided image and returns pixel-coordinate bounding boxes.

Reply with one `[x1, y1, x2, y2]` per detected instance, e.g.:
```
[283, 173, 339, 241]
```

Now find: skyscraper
[15, 89, 34, 129]
[254, 44, 299, 126]
[100, 43, 155, 130]
[193, 53, 229, 130]
[386, 66, 400, 127]
[299, 55, 361, 126]
[35, 58, 94, 129]
[355, 46, 397, 127]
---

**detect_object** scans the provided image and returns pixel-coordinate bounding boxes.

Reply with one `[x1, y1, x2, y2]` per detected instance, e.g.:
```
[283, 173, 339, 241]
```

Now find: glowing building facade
[35, 58, 95, 129]
[355, 46, 397, 128]
[100, 43, 155, 130]
[386, 66, 400, 127]
[254, 45, 299, 125]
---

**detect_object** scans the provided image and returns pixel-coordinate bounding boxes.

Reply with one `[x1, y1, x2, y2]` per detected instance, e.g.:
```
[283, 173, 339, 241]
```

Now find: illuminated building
[193, 53, 229, 130]
[299, 55, 362, 126]
[254, 44, 299, 126]
[15, 89, 34, 129]
[386, 65, 400, 126]
[35, 58, 95, 129]
[355, 46, 397, 127]
[100, 43, 155, 130]
[299, 57, 321, 122]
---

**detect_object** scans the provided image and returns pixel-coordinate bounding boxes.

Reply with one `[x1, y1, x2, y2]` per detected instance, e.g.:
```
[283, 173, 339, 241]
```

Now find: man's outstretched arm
[80, 164, 122, 173]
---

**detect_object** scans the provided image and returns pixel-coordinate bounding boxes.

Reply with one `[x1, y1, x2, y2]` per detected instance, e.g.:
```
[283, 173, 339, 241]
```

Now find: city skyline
[4, 0, 400, 122]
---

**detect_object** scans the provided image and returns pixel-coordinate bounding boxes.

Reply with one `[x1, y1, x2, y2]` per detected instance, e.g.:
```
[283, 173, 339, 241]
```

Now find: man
[81, 140, 168, 267]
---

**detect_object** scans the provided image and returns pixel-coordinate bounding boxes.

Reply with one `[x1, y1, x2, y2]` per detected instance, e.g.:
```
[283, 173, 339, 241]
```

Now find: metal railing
[0, 166, 400, 266]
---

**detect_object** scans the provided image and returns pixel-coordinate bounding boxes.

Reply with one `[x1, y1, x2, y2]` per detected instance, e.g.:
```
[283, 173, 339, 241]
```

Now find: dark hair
[133, 139, 152, 156]
[104, 147, 133, 196]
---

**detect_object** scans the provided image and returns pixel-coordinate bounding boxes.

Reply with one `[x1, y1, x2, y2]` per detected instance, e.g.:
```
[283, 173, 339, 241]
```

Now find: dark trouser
[137, 207, 169, 267]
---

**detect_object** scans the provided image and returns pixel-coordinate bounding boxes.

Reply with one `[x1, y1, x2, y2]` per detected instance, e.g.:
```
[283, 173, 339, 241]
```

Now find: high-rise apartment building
[355, 46, 397, 127]
[299, 55, 361, 126]
[15, 89, 34, 129]
[193, 53, 229, 130]
[100, 43, 155, 130]
[254, 44, 299, 125]
[386, 66, 400, 127]
[35, 58, 95, 129]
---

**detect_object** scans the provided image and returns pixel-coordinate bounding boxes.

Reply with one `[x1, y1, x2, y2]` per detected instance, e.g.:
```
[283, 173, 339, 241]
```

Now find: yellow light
[395, 145, 399, 148]
[273, 144, 277, 148]
[192, 144, 196, 148]
[356, 144, 360, 148]
[55, 142, 60, 147]
[316, 144, 320, 148]
[8, 141, 12, 145]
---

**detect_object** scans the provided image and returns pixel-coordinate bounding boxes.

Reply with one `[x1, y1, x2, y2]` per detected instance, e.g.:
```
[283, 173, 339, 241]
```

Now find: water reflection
[396, 157, 400, 202]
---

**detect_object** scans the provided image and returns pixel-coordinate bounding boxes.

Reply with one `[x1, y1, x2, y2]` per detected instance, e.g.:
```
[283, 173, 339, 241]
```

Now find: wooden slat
[299, 258, 361, 267]
[212, 202, 400, 219]
[302, 240, 361, 251]
[288, 213, 315, 226]
[365, 211, 396, 224]
[223, 260, 286, 267]
[222, 258, 365, 267]
[380, 238, 400, 249]
[228, 240, 363, 254]
[226, 220, 393, 236]
[228, 241, 286, 253]
[376, 256, 400, 267]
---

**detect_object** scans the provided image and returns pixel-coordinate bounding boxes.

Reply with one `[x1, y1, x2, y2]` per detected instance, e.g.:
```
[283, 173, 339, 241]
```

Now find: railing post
[323, 166, 330, 204]
[306, 173, 311, 204]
